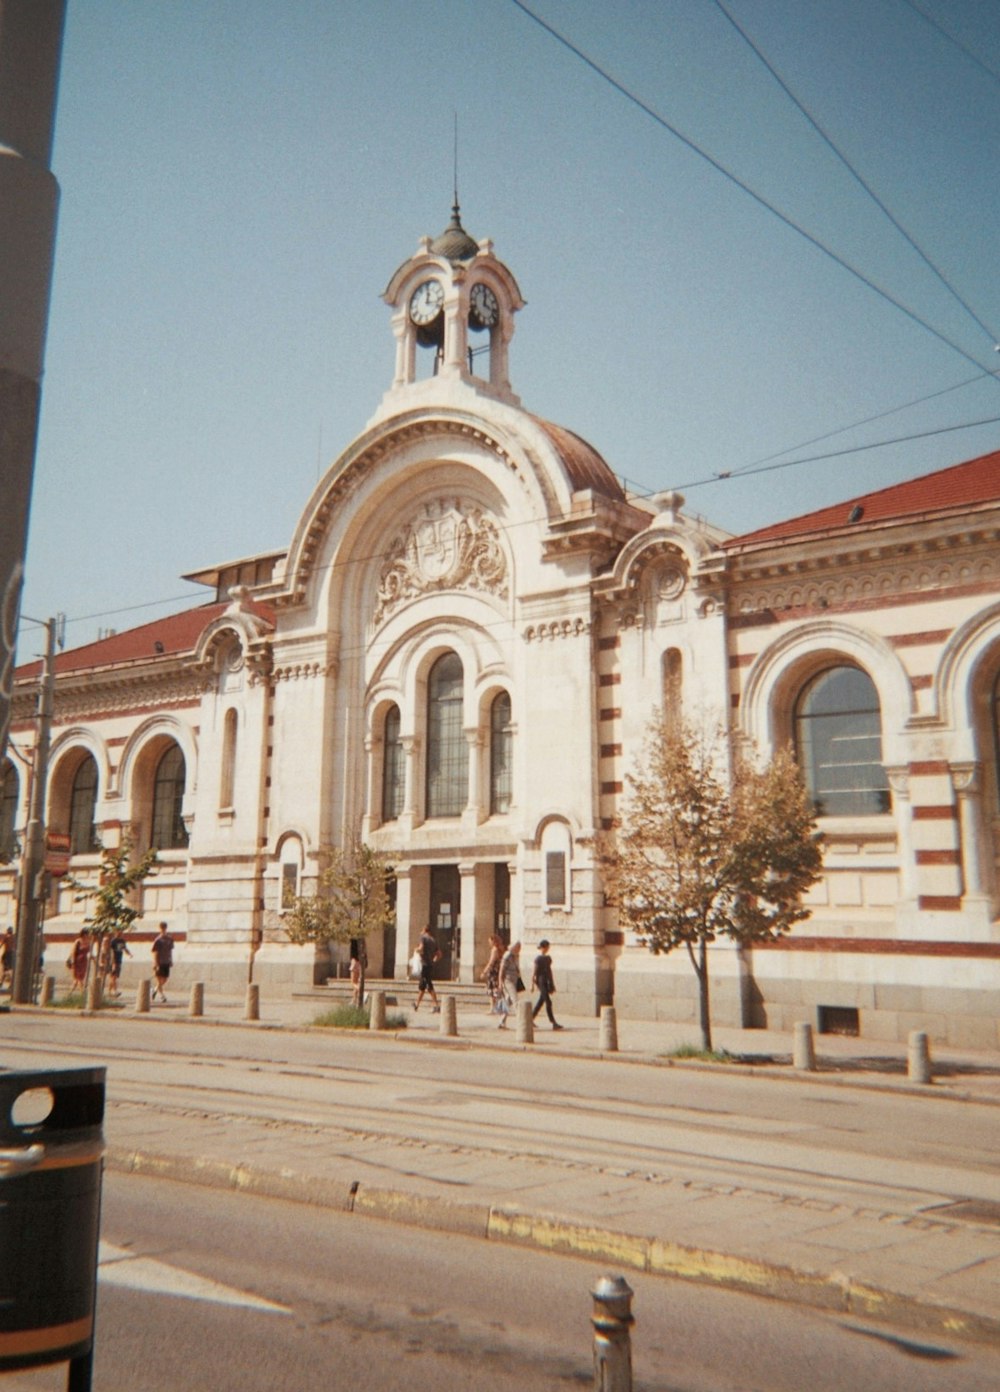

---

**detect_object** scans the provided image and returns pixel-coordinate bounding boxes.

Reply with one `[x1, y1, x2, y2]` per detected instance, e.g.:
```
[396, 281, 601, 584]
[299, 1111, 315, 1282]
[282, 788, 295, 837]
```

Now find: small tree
[601, 716, 822, 1051]
[70, 835, 159, 993]
[284, 841, 394, 1004]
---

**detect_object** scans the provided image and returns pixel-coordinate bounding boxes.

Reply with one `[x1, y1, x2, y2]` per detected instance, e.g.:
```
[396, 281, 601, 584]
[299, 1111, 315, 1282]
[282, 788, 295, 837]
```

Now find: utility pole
[12, 615, 58, 1004]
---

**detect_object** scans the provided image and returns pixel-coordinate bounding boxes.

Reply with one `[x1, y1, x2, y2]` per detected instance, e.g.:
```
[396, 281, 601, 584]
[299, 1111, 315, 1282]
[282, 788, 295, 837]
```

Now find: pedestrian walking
[480, 933, 504, 1013]
[412, 925, 440, 1013]
[151, 921, 175, 1002]
[68, 929, 91, 993]
[350, 941, 367, 1008]
[531, 938, 563, 1030]
[496, 940, 522, 1029]
[1, 927, 14, 991]
[107, 930, 132, 997]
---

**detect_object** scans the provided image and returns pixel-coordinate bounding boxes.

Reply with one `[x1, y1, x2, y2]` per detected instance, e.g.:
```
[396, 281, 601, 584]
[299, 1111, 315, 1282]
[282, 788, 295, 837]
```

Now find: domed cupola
[429, 202, 480, 263]
[376, 205, 526, 416]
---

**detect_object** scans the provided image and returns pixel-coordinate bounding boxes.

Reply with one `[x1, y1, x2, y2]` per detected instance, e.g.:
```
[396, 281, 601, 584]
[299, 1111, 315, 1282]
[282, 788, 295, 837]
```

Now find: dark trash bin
[0, 1066, 106, 1386]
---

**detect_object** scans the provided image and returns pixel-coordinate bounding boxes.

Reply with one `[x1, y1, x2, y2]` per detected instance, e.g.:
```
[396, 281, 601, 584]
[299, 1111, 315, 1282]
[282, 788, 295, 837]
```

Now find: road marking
[98, 1242, 290, 1313]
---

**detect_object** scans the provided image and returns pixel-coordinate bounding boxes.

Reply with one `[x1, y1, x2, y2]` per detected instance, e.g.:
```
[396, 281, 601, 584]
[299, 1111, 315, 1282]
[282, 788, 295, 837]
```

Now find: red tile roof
[15, 600, 275, 680]
[724, 449, 1000, 551]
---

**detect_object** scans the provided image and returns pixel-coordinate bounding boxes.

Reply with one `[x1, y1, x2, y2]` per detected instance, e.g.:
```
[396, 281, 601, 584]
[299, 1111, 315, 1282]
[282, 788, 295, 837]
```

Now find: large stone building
[5, 215, 1000, 1045]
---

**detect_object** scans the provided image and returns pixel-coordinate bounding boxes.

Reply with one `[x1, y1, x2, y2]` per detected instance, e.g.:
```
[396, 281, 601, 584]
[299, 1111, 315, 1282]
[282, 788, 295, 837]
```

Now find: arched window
[489, 691, 512, 814]
[794, 666, 890, 817]
[382, 705, 404, 822]
[0, 761, 18, 862]
[220, 708, 238, 809]
[151, 745, 188, 849]
[426, 652, 467, 818]
[69, 754, 99, 854]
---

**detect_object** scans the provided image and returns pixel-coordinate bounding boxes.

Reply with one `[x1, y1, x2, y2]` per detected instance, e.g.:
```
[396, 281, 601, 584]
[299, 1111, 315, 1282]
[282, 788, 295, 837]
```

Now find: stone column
[952, 762, 992, 902]
[361, 733, 378, 837]
[885, 766, 918, 906]
[458, 860, 478, 983]
[392, 865, 414, 978]
[399, 735, 419, 835]
[462, 727, 482, 832]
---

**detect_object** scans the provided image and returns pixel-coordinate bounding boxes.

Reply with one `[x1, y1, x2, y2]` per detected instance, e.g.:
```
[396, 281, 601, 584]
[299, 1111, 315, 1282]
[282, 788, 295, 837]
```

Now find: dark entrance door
[430, 864, 461, 980]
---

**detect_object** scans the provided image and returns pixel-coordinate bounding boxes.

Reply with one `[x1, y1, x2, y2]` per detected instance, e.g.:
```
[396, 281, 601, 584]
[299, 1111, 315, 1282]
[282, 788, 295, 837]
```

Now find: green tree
[284, 841, 394, 1007]
[70, 835, 159, 993]
[601, 717, 822, 1052]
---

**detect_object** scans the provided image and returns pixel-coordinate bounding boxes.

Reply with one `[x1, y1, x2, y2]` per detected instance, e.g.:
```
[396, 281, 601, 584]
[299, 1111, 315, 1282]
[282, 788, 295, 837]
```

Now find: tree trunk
[697, 939, 712, 1053]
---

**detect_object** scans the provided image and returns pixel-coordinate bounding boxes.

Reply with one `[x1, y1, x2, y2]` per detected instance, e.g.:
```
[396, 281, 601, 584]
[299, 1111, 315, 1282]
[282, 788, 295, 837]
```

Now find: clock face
[409, 279, 444, 326]
[469, 282, 499, 329]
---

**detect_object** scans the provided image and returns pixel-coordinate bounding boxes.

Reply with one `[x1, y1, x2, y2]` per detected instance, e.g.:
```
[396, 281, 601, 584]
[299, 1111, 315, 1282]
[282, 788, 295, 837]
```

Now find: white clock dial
[470, 282, 499, 329]
[409, 279, 444, 326]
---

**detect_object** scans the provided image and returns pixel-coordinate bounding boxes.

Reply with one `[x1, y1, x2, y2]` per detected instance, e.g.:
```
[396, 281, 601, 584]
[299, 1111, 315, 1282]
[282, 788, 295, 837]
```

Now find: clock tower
[379, 202, 525, 409]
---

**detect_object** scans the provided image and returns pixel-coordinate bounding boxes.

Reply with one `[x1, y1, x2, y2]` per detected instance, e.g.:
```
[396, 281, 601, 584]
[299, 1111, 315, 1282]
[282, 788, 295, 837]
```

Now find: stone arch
[740, 621, 913, 768]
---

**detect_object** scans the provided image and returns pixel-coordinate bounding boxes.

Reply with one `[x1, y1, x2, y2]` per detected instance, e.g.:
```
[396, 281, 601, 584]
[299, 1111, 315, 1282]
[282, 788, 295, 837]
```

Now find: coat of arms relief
[373, 499, 509, 626]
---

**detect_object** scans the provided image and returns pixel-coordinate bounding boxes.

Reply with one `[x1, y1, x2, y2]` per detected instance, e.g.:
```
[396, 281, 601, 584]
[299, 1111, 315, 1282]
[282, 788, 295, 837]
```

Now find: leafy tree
[284, 841, 394, 1006]
[70, 835, 159, 992]
[600, 717, 822, 1051]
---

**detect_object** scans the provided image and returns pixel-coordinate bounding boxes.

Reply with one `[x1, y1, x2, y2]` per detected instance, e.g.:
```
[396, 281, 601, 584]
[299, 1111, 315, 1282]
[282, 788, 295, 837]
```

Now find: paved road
[3, 1003, 999, 1342]
[5, 1171, 1000, 1392]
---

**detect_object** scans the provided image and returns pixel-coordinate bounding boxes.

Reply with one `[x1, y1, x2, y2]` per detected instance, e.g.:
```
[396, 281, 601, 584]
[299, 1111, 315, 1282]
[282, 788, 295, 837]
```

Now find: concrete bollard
[245, 983, 260, 1021]
[135, 978, 151, 1013]
[440, 994, 458, 1037]
[591, 1275, 634, 1392]
[369, 990, 386, 1031]
[908, 1029, 932, 1084]
[39, 975, 55, 1007]
[599, 1005, 619, 1052]
[189, 982, 204, 1017]
[793, 1021, 816, 1071]
[517, 998, 534, 1044]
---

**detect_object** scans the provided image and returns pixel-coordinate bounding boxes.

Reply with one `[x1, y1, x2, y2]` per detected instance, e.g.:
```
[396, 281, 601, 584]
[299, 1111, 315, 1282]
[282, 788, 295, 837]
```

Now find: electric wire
[896, 0, 1000, 87]
[507, 0, 999, 381]
[712, 0, 1000, 348]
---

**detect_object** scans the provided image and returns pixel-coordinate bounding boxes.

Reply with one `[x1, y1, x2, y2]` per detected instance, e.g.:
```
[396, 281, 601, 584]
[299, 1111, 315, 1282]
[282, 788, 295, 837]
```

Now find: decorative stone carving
[373, 499, 508, 625]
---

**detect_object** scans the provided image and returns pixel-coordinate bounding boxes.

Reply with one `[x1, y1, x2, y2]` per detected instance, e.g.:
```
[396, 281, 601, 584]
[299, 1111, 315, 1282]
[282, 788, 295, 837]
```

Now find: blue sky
[19, 0, 1000, 650]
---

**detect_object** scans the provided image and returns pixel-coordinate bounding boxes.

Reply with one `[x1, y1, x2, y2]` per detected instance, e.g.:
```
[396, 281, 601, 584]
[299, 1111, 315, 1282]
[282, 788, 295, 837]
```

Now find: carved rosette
[373, 499, 508, 626]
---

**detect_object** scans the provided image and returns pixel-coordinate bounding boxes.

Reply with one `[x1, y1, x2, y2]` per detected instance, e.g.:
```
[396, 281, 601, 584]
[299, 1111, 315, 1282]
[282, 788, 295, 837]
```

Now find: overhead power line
[897, 0, 1000, 87]
[508, 0, 999, 382]
[712, 0, 1000, 349]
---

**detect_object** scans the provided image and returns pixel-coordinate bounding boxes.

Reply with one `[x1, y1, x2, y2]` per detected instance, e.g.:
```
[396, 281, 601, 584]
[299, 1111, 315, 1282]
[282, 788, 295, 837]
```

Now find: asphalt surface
[4, 985, 1000, 1346]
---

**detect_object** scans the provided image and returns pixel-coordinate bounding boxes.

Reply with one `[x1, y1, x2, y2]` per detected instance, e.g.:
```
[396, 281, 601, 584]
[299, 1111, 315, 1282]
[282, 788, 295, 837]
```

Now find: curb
[14, 1002, 1000, 1106]
[104, 1145, 1000, 1346]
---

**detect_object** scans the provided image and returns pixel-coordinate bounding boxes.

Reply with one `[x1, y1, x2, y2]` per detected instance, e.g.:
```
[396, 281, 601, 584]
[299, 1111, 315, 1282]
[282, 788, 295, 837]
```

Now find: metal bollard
[599, 1005, 619, 1052]
[189, 982, 204, 1018]
[908, 1030, 932, 1085]
[245, 983, 260, 1020]
[369, 990, 386, 1031]
[793, 1021, 816, 1071]
[440, 995, 458, 1037]
[135, 978, 151, 1013]
[591, 1275, 634, 1392]
[39, 976, 55, 1007]
[516, 998, 534, 1044]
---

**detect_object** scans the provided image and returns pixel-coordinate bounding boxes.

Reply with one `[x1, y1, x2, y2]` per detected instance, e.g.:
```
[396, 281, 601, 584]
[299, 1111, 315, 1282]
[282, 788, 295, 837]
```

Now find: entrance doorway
[429, 864, 460, 980]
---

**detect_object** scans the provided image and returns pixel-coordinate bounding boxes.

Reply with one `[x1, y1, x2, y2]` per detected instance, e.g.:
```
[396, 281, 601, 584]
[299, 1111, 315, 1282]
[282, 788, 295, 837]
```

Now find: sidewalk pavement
[44, 986, 1000, 1343]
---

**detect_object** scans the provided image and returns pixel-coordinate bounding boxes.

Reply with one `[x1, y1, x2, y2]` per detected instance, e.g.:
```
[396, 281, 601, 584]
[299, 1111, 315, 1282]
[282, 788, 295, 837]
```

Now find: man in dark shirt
[531, 939, 562, 1030]
[413, 926, 441, 1014]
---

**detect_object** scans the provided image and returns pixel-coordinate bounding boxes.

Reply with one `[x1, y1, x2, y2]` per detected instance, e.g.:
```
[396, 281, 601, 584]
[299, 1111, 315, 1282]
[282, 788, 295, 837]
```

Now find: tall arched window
[0, 761, 18, 861]
[69, 754, 99, 854]
[382, 705, 404, 822]
[489, 691, 512, 814]
[426, 652, 467, 818]
[795, 666, 889, 817]
[220, 708, 238, 810]
[151, 745, 188, 849]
